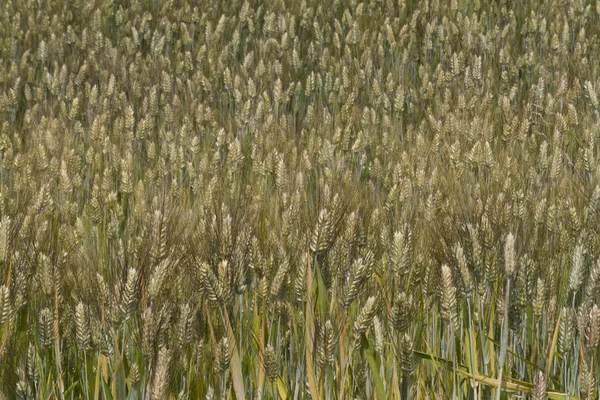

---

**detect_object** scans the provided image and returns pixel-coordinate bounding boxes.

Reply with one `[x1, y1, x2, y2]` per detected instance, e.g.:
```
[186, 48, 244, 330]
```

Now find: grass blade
[224, 308, 246, 400]
[363, 335, 386, 400]
[305, 251, 320, 400]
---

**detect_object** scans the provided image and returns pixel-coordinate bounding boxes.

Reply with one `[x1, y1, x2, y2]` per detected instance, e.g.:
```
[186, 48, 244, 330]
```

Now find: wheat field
[0, 0, 599, 398]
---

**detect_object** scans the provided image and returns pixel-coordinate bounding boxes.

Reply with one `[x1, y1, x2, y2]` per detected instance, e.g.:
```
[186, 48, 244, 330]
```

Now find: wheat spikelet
[148, 257, 171, 299]
[216, 259, 232, 303]
[151, 210, 167, 263]
[270, 259, 290, 298]
[440, 264, 458, 329]
[310, 209, 332, 254]
[263, 344, 279, 381]
[533, 278, 545, 319]
[177, 303, 193, 349]
[16, 379, 30, 400]
[151, 346, 171, 400]
[120, 156, 133, 195]
[142, 307, 158, 361]
[75, 301, 90, 349]
[586, 304, 600, 350]
[317, 319, 335, 368]
[257, 276, 269, 301]
[579, 359, 595, 400]
[504, 233, 516, 277]
[455, 243, 472, 295]
[558, 307, 574, 355]
[372, 316, 384, 353]
[128, 362, 140, 387]
[397, 332, 417, 376]
[38, 308, 53, 348]
[0, 285, 11, 326]
[215, 336, 230, 374]
[391, 292, 412, 333]
[570, 242, 585, 293]
[294, 255, 307, 302]
[341, 254, 371, 308]
[200, 262, 222, 302]
[391, 230, 409, 275]
[26, 342, 38, 384]
[120, 268, 138, 320]
[352, 296, 377, 349]
[0, 216, 9, 264]
[508, 270, 526, 331]
[532, 371, 546, 400]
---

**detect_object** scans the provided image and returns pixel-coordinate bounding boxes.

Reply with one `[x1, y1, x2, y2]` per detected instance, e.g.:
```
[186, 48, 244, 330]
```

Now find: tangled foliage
[1, 0, 600, 398]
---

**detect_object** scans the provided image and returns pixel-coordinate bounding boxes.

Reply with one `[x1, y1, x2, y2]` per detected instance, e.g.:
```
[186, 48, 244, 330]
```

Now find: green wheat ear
[263, 344, 279, 382]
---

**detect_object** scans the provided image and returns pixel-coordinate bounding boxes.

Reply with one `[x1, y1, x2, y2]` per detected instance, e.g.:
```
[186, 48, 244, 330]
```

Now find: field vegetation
[1, 0, 600, 398]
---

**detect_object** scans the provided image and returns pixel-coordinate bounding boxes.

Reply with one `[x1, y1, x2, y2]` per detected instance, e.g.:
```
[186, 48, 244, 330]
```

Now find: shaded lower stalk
[466, 298, 478, 400]
[452, 327, 457, 400]
[496, 278, 511, 400]
[401, 375, 410, 399]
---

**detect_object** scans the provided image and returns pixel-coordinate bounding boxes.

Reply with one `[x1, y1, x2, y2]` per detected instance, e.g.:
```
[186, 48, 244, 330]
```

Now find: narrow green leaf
[362, 335, 386, 400]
